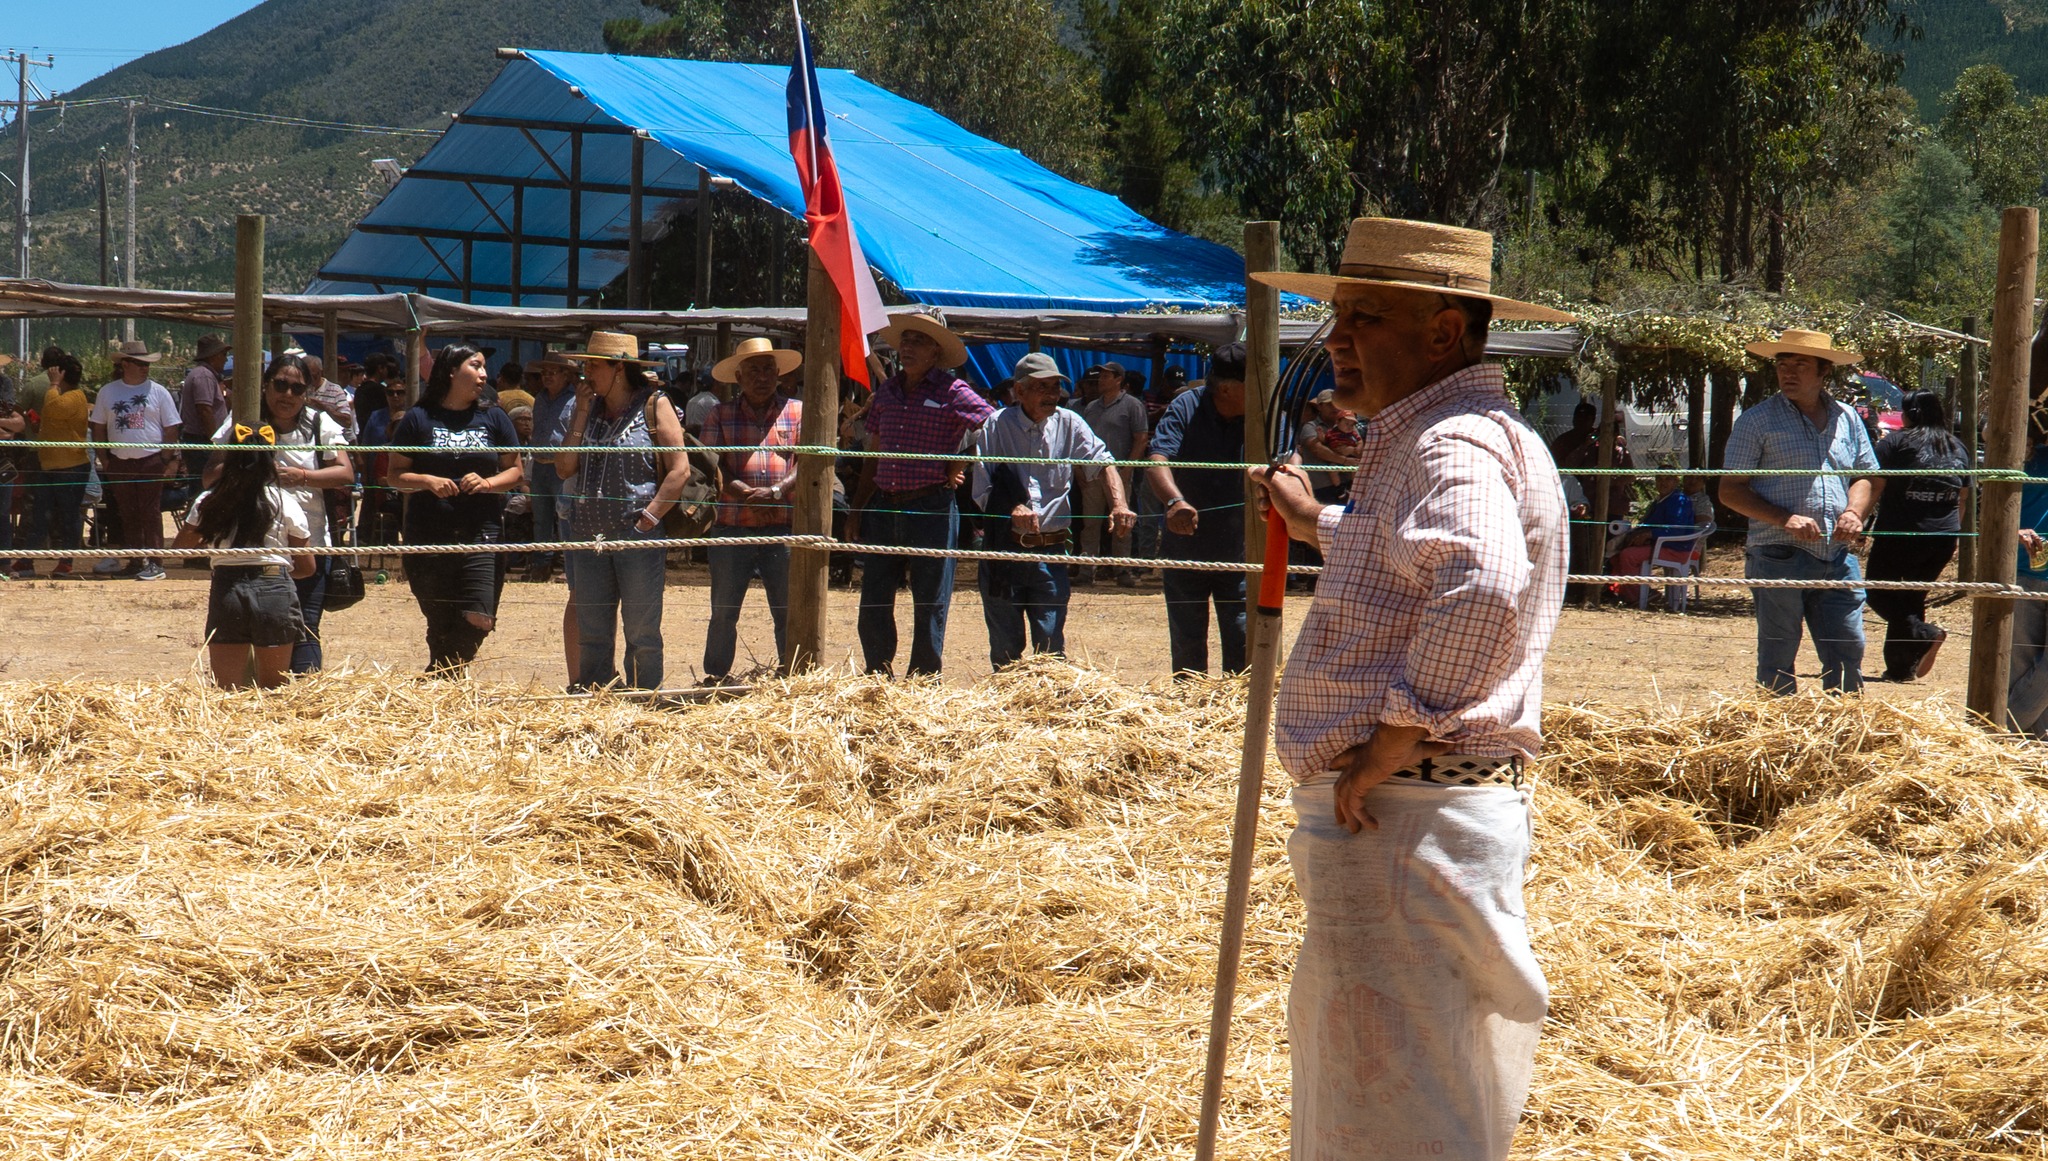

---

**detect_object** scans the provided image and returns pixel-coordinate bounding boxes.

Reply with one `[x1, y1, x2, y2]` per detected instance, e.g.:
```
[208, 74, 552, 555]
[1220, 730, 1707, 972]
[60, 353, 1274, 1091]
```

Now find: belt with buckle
[1013, 529, 1070, 550]
[1384, 754, 1524, 788]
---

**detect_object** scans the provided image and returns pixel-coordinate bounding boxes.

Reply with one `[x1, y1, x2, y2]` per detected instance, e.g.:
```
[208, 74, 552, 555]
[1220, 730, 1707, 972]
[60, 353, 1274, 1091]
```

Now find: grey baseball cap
[1012, 352, 1070, 383]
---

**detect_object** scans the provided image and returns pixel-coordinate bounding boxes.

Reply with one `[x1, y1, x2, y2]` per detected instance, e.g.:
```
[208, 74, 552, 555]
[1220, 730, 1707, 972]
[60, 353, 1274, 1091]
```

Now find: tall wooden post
[694, 166, 714, 309]
[1242, 222, 1281, 563]
[1967, 208, 2040, 727]
[1686, 369, 1706, 470]
[628, 132, 647, 310]
[1586, 370, 1620, 604]
[404, 332, 424, 408]
[786, 250, 843, 671]
[232, 215, 265, 427]
[1959, 315, 1981, 582]
[323, 311, 340, 383]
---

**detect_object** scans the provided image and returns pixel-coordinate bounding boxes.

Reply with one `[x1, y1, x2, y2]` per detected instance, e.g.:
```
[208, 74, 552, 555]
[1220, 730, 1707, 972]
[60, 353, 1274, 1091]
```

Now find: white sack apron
[1288, 778, 1547, 1161]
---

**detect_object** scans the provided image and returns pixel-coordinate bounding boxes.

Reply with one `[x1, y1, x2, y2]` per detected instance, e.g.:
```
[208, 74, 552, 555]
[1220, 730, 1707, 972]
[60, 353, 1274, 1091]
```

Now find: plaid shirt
[702, 394, 802, 528]
[1723, 391, 1879, 559]
[867, 369, 995, 492]
[1275, 363, 1568, 780]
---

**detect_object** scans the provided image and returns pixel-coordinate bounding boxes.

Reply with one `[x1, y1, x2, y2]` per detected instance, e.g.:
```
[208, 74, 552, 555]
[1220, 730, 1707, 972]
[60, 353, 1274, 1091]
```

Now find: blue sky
[3, 1, 267, 97]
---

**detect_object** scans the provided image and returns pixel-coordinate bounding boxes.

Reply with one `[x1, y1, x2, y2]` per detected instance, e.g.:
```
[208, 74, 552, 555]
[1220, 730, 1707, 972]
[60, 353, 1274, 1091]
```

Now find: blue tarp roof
[307, 51, 1250, 316]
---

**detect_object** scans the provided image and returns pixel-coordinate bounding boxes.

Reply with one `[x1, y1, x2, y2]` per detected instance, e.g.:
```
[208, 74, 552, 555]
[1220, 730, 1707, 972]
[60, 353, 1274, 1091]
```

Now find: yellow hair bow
[234, 424, 276, 445]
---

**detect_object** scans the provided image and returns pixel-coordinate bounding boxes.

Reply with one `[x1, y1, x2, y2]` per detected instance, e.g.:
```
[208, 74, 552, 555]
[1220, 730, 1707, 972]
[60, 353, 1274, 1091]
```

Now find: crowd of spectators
[0, 315, 2026, 697]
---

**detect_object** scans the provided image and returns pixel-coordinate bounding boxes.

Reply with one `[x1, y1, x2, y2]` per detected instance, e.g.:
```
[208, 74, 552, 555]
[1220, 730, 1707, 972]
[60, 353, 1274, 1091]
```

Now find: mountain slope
[1897, 0, 2048, 115]
[18, 0, 651, 293]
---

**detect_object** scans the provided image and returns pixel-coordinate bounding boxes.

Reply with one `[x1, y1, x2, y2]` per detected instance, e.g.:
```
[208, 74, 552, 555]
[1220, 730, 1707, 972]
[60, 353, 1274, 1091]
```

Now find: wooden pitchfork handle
[1195, 506, 1294, 1160]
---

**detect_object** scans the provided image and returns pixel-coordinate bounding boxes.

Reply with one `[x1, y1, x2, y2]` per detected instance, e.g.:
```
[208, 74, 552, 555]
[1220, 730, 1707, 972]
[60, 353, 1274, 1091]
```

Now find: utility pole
[6, 51, 55, 362]
[124, 99, 138, 341]
[98, 152, 111, 347]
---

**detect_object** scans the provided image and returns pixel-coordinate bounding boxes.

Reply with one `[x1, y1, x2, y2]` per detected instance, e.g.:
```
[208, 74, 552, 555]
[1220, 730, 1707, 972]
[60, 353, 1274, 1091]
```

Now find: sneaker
[135, 564, 167, 582]
[93, 557, 126, 575]
[1914, 628, 1948, 680]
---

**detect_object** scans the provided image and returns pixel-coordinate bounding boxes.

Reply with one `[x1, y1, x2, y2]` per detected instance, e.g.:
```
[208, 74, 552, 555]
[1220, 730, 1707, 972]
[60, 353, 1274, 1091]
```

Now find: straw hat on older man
[877, 309, 969, 368]
[110, 339, 165, 365]
[1253, 217, 1575, 324]
[712, 336, 803, 384]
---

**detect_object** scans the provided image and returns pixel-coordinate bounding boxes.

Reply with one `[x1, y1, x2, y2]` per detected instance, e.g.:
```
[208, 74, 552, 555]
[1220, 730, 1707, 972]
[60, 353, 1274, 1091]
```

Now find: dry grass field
[2, 663, 2043, 1158]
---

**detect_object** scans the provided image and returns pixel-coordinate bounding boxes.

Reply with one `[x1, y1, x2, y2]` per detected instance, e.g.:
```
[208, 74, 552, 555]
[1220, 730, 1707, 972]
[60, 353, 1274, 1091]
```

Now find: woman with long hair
[173, 426, 314, 689]
[1867, 389, 1968, 681]
[556, 332, 694, 690]
[389, 344, 523, 676]
[204, 353, 354, 672]
[25, 350, 90, 577]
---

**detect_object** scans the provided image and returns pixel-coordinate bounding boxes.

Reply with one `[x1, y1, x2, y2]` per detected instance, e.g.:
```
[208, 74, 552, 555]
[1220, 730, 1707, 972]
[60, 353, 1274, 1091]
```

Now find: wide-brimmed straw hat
[713, 336, 803, 384]
[1252, 217, 1576, 324]
[194, 334, 231, 361]
[1744, 328, 1860, 366]
[560, 331, 660, 366]
[111, 339, 165, 365]
[877, 309, 969, 369]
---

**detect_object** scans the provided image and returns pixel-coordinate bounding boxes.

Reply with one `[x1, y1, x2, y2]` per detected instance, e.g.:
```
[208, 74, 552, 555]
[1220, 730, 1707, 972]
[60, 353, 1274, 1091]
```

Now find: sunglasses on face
[269, 381, 310, 396]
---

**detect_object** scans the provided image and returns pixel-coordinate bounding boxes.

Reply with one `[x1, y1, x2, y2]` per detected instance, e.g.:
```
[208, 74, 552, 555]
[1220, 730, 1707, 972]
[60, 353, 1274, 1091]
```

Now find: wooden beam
[509, 186, 524, 307]
[452, 112, 636, 135]
[353, 223, 629, 251]
[695, 166, 714, 309]
[628, 134, 647, 310]
[1967, 207, 2039, 727]
[785, 248, 842, 672]
[323, 311, 339, 379]
[566, 131, 583, 308]
[1959, 315, 1980, 582]
[232, 215, 265, 427]
[402, 166, 702, 200]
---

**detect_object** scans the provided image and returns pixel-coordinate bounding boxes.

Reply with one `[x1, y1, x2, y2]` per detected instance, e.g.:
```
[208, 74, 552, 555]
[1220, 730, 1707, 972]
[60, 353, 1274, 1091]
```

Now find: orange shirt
[37, 387, 90, 470]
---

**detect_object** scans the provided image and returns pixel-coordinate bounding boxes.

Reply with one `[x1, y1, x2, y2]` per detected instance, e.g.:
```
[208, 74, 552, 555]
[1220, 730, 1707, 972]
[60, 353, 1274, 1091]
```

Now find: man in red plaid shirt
[1252, 218, 1573, 1161]
[701, 337, 805, 682]
[847, 311, 994, 677]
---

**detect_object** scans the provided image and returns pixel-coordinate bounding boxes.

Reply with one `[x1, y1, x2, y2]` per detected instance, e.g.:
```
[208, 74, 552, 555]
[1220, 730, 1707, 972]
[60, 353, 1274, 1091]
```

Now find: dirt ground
[0, 538, 1983, 710]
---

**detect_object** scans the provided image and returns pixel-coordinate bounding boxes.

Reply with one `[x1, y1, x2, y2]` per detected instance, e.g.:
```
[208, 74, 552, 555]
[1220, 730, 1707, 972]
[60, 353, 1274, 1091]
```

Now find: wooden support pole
[1967, 208, 2039, 727]
[231, 215, 265, 427]
[628, 133, 647, 310]
[566, 131, 583, 308]
[509, 186, 524, 307]
[1686, 369, 1706, 470]
[715, 320, 734, 362]
[695, 166, 713, 309]
[1195, 220, 1281, 1161]
[1959, 315, 1981, 582]
[404, 331, 424, 409]
[785, 250, 843, 672]
[323, 311, 339, 381]
[1150, 334, 1169, 396]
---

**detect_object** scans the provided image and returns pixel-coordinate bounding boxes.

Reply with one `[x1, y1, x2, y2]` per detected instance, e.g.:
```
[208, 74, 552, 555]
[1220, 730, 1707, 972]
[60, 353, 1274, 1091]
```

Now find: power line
[9, 93, 443, 138]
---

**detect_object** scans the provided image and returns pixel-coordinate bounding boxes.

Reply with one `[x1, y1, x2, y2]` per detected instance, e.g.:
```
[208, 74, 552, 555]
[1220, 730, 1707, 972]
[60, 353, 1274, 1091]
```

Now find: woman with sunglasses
[389, 344, 523, 676]
[204, 352, 355, 673]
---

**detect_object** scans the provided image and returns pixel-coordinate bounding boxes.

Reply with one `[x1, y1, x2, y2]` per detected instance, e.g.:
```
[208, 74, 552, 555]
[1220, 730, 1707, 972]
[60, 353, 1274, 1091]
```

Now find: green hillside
[1898, 0, 2048, 115]
[15, 0, 649, 294]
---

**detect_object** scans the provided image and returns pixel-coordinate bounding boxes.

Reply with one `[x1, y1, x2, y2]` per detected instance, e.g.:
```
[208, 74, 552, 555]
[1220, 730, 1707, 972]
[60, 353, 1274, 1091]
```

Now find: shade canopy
[306, 51, 1252, 315]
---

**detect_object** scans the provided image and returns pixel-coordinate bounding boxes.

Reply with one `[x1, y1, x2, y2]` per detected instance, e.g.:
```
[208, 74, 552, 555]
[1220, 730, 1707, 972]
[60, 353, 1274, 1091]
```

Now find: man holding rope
[1252, 218, 1571, 1161]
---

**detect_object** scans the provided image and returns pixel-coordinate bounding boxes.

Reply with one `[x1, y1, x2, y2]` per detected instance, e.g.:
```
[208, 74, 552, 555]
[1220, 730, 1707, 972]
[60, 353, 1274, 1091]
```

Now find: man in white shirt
[973, 353, 1135, 668]
[683, 372, 725, 437]
[88, 340, 183, 580]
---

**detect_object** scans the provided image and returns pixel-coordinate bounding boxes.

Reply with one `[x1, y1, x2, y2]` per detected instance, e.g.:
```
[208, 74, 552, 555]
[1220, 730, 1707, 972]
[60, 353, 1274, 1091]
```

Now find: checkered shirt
[867, 369, 996, 492]
[1723, 391, 1879, 558]
[1275, 363, 1568, 781]
[702, 394, 802, 527]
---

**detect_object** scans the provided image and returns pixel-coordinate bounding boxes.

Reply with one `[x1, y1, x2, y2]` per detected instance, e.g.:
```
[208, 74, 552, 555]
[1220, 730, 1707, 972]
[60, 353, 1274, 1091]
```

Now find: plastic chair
[1637, 520, 1715, 612]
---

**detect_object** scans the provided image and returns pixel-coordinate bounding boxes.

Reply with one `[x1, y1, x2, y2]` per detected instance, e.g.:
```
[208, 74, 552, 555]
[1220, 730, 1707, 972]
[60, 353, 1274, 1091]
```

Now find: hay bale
[0, 665, 2044, 1157]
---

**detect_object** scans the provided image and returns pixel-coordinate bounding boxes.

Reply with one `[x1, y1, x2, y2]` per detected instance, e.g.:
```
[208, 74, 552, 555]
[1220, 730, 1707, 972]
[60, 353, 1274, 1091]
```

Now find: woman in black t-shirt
[389, 344, 524, 676]
[1867, 390, 1967, 682]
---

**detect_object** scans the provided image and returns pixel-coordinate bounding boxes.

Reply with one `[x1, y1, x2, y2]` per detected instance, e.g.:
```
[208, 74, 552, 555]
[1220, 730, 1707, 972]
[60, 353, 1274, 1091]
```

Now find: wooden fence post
[1966, 208, 2039, 727]
[786, 250, 842, 672]
[1243, 222, 1281, 564]
[232, 215, 264, 427]
[1958, 315, 1980, 582]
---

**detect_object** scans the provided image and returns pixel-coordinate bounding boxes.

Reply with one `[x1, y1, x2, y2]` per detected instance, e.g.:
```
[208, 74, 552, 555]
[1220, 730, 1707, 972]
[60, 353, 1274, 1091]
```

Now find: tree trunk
[1719, 172, 1739, 281]
[1738, 181, 1755, 274]
[1764, 191, 1786, 293]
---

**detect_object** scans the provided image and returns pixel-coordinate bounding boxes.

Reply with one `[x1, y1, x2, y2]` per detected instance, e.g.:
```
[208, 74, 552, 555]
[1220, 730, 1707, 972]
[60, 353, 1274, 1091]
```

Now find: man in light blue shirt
[973, 353, 1134, 669]
[1719, 329, 1879, 694]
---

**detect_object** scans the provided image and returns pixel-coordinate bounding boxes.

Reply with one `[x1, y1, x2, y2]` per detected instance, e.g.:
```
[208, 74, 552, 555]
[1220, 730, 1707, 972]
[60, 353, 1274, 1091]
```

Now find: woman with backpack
[556, 332, 696, 691]
[206, 352, 354, 672]
[175, 426, 314, 690]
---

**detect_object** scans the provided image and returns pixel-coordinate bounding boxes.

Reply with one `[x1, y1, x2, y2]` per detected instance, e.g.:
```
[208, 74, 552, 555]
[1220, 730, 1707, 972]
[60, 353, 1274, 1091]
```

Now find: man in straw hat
[89, 340, 185, 581]
[1250, 217, 1570, 1160]
[847, 309, 994, 678]
[1719, 328, 1879, 695]
[701, 336, 805, 683]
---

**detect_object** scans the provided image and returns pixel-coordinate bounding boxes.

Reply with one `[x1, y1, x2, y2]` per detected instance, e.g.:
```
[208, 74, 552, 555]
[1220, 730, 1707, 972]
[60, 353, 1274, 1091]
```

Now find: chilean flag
[787, 7, 889, 385]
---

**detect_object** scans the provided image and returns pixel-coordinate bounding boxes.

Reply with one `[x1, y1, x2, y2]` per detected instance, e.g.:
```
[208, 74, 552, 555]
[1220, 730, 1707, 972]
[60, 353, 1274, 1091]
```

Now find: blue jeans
[28, 464, 88, 552]
[529, 461, 568, 566]
[858, 490, 958, 676]
[292, 555, 330, 673]
[2008, 575, 2048, 734]
[1161, 566, 1247, 676]
[979, 553, 1070, 668]
[704, 525, 791, 679]
[1746, 542, 1865, 694]
[567, 538, 668, 689]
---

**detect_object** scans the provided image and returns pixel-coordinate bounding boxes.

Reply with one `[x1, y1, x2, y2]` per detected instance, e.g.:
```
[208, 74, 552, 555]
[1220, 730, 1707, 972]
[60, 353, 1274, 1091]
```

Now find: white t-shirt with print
[89, 379, 182, 458]
[212, 410, 348, 547]
[182, 484, 310, 569]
